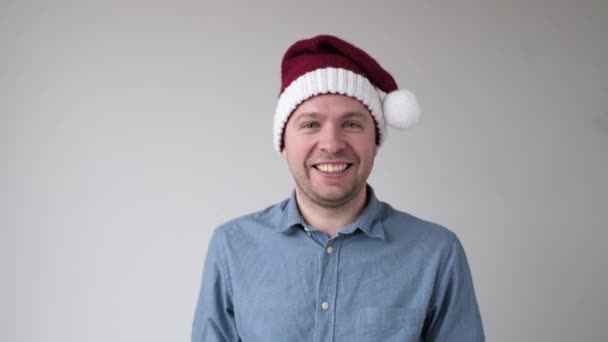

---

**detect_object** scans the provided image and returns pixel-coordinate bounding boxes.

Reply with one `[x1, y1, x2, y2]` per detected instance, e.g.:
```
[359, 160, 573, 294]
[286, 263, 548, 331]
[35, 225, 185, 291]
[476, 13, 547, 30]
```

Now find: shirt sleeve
[191, 229, 240, 342]
[423, 233, 485, 341]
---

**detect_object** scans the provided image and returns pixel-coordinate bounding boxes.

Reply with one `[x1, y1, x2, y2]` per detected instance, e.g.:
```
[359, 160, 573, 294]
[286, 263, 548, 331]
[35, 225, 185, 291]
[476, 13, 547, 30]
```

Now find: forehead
[291, 94, 373, 120]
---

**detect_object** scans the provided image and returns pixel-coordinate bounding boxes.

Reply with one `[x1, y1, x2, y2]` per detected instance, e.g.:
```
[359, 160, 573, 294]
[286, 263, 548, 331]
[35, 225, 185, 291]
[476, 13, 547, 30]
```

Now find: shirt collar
[275, 190, 307, 233]
[275, 185, 386, 240]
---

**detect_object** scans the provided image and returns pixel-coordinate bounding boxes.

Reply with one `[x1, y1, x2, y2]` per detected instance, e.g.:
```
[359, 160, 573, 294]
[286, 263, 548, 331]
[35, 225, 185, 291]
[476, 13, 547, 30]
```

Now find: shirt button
[306, 231, 311, 236]
[326, 246, 334, 254]
[321, 301, 330, 310]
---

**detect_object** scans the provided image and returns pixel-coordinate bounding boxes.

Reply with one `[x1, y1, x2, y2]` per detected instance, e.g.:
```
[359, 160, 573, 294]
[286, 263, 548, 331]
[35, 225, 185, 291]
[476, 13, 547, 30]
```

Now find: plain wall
[2, 1, 607, 341]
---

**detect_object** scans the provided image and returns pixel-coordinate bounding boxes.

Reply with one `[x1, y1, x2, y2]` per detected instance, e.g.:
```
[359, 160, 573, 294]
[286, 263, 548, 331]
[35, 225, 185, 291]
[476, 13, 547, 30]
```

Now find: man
[192, 35, 484, 341]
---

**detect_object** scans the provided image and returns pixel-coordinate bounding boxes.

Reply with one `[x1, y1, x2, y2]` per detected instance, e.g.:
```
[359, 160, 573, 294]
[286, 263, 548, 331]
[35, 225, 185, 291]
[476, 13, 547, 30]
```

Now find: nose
[318, 123, 345, 154]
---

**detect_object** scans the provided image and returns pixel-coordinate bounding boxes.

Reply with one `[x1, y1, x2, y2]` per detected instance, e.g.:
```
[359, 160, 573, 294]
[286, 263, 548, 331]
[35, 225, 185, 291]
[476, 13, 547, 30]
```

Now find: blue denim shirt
[192, 187, 484, 341]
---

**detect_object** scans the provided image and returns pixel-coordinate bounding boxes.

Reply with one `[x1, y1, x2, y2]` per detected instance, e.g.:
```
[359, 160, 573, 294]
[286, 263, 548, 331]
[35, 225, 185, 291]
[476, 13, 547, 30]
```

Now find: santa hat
[273, 34, 421, 152]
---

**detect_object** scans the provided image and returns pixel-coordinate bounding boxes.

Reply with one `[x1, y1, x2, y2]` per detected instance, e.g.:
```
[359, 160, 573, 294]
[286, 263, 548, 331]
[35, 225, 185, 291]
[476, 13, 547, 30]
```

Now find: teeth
[316, 163, 348, 173]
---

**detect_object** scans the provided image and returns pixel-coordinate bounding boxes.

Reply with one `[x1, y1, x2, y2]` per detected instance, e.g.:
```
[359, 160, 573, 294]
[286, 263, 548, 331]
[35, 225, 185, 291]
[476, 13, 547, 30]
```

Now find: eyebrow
[292, 111, 369, 123]
[293, 112, 321, 122]
[340, 111, 369, 120]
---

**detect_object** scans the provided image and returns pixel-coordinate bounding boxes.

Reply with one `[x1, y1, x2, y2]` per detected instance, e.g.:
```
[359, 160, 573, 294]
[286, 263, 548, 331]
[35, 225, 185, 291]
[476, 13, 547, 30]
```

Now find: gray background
[1, 0, 607, 341]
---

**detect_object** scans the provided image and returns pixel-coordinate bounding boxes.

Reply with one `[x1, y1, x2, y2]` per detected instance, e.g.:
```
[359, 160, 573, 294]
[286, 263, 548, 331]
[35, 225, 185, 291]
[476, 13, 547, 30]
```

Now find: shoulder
[205, 198, 292, 267]
[213, 198, 289, 238]
[379, 201, 459, 252]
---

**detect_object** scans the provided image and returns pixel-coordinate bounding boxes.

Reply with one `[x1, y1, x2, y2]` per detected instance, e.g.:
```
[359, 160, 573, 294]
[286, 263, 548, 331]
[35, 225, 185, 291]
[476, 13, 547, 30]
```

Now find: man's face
[281, 94, 377, 208]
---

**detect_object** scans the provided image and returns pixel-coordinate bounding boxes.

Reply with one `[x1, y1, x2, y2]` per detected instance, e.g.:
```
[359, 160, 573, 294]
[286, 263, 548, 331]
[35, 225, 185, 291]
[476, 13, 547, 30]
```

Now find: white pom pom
[383, 89, 421, 130]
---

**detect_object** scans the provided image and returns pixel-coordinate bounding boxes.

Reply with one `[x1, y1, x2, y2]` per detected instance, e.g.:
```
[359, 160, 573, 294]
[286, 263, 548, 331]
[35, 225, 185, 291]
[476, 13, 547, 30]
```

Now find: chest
[227, 232, 437, 341]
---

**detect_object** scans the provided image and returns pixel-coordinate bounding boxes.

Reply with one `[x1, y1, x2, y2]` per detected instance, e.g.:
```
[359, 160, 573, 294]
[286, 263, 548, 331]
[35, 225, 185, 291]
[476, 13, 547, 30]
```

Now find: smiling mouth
[313, 163, 352, 174]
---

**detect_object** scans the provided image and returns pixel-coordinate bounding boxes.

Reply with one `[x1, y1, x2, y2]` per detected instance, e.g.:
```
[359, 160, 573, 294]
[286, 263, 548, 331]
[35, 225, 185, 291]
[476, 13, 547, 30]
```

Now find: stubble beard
[292, 165, 368, 209]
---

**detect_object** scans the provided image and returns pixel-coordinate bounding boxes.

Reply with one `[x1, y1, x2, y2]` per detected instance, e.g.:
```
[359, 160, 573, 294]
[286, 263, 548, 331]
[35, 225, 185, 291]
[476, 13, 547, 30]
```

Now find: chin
[312, 188, 359, 207]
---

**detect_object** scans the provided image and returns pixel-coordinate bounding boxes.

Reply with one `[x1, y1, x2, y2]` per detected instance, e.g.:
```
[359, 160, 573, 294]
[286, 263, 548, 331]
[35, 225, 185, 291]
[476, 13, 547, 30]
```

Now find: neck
[295, 186, 368, 237]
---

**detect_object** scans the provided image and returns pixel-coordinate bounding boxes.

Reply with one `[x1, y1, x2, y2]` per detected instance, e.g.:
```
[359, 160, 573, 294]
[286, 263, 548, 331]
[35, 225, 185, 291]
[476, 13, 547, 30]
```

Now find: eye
[344, 121, 362, 128]
[301, 122, 320, 129]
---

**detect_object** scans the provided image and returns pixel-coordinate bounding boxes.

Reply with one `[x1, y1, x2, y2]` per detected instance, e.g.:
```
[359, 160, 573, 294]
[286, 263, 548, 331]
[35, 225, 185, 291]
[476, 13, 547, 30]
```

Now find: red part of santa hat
[273, 34, 421, 152]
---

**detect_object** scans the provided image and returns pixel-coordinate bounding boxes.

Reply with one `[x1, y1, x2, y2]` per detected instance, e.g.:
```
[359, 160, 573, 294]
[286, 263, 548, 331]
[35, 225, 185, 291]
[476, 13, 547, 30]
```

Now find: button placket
[314, 237, 342, 341]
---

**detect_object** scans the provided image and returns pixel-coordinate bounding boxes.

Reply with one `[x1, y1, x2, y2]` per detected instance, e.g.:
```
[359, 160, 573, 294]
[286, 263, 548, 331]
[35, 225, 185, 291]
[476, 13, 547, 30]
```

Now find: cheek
[283, 143, 308, 167]
[351, 139, 377, 160]
[363, 148, 377, 163]
[285, 135, 314, 155]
